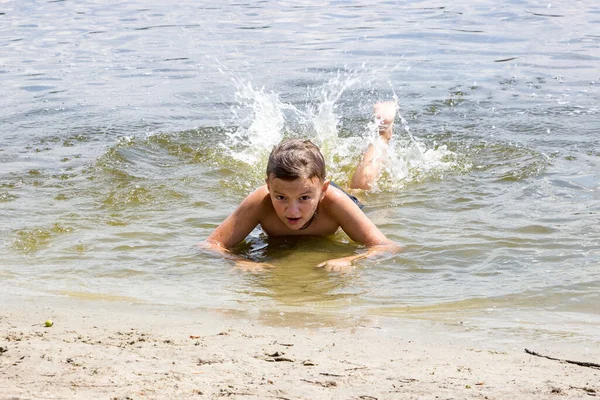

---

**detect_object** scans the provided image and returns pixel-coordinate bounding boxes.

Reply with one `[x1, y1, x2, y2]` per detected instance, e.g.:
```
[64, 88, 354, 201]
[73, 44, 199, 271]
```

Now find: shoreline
[1, 295, 598, 399]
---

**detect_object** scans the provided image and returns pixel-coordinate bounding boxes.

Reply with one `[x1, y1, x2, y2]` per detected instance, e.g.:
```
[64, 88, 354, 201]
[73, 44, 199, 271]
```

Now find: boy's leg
[350, 101, 397, 190]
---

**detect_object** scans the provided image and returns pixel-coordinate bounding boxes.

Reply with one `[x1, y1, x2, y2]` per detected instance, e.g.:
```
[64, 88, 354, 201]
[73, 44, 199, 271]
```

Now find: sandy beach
[1, 296, 598, 400]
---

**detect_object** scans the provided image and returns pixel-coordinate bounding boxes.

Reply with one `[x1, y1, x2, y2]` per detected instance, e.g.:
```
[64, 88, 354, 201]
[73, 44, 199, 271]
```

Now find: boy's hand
[235, 260, 275, 272]
[317, 257, 355, 272]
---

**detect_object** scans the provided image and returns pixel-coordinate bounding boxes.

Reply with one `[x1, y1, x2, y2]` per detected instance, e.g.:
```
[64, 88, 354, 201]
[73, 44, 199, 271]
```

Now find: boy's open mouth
[286, 217, 302, 225]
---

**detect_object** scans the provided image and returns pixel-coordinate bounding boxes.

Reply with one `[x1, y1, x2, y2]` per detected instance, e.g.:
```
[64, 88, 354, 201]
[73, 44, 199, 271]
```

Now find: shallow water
[1, 0, 599, 343]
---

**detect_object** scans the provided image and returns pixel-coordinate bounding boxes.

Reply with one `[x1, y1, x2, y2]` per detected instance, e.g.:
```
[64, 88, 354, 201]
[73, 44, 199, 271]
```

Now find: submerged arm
[201, 187, 274, 271]
[318, 189, 402, 271]
[200, 240, 274, 272]
[317, 242, 401, 272]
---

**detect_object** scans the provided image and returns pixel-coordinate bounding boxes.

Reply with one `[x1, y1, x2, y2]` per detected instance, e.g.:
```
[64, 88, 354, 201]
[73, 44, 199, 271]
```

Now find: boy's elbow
[201, 238, 230, 252]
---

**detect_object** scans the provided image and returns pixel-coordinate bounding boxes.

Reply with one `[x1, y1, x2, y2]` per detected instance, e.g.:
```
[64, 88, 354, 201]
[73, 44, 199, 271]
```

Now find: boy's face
[266, 175, 329, 230]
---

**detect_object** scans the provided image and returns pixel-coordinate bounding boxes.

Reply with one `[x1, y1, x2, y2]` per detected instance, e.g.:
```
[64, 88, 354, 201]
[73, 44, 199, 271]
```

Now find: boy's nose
[288, 202, 300, 213]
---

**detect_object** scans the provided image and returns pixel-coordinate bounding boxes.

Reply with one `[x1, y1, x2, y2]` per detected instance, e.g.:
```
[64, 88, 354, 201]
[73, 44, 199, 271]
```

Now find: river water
[1, 1, 599, 344]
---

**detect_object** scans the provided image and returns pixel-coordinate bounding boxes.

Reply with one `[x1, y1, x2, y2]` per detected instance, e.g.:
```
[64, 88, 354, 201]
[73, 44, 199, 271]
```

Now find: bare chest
[259, 212, 340, 237]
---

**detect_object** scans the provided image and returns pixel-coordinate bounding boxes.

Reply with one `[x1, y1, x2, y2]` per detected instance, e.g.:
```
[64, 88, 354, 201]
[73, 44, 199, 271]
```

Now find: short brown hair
[266, 139, 326, 181]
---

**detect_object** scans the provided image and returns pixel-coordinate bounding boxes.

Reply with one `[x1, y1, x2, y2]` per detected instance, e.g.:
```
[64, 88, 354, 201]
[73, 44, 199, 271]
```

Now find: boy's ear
[320, 180, 330, 200]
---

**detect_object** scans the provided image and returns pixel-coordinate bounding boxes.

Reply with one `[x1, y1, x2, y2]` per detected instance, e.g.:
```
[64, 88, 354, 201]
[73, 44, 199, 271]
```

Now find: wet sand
[1, 296, 598, 400]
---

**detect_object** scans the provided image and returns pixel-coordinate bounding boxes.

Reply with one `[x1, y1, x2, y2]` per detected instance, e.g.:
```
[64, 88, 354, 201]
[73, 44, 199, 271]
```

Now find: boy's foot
[374, 101, 397, 143]
[349, 100, 397, 190]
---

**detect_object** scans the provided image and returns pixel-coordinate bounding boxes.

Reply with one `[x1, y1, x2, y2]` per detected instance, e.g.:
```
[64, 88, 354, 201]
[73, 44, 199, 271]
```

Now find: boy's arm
[203, 186, 266, 251]
[201, 186, 275, 271]
[318, 189, 401, 271]
[316, 244, 398, 271]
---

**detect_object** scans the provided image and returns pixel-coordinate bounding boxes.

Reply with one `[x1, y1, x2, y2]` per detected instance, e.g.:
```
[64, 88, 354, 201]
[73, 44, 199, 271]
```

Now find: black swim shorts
[329, 181, 364, 209]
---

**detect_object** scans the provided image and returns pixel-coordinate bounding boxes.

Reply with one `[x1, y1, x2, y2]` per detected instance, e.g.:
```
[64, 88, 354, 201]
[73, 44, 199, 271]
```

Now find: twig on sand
[68, 383, 120, 388]
[525, 349, 600, 369]
[300, 379, 337, 388]
[345, 366, 368, 371]
[319, 372, 345, 377]
[570, 386, 597, 395]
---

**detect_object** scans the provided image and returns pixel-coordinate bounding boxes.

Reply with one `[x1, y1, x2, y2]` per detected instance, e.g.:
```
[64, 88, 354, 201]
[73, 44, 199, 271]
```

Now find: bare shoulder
[242, 185, 271, 213]
[321, 184, 361, 217]
[322, 183, 390, 246]
[246, 184, 269, 201]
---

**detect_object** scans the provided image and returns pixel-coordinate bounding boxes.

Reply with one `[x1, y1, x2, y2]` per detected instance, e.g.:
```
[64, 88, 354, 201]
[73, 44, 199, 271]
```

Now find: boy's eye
[275, 195, 286, 200]
[299, 195, 311, 201]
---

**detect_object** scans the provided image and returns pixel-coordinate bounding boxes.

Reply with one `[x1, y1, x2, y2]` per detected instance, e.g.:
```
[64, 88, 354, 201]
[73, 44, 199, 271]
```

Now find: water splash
[307, 73, 358, 149]
[224, 79, 288, 165]
[385, 141, 459, 186]
[221, 73, 462, 191]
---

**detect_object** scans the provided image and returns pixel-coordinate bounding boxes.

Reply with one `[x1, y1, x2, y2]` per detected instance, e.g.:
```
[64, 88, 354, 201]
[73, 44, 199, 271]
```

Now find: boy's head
[265, 139, 329, 230]
[266, 139, 326, 182]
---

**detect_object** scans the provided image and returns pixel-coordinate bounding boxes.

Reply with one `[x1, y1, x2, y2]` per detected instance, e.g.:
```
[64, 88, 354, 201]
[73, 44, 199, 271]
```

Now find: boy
[205, 101, 401, 271]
